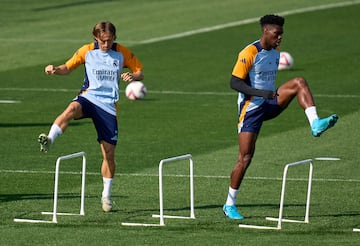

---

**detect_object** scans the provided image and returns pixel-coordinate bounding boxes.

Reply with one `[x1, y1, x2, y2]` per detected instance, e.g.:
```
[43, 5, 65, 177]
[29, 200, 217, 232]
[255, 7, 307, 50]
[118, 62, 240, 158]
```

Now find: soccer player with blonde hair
[39, 21, 144, 212]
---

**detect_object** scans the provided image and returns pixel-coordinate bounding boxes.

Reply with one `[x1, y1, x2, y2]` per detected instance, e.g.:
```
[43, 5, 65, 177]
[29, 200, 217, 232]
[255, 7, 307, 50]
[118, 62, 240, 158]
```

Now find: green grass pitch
[1, 0, 360, 245]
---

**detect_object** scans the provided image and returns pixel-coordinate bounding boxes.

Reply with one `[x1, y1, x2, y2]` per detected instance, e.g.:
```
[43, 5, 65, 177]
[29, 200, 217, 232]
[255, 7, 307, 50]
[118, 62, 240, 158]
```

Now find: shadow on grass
[0, 193, 101, 202]
[32, 0, 114, 11]
[0, 122, 90, 128]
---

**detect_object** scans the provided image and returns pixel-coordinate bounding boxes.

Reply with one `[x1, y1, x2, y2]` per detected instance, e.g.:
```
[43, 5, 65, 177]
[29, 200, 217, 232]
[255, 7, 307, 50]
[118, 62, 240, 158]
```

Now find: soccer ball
[278, 51, 294, 70]
[125, 81, 147, 100]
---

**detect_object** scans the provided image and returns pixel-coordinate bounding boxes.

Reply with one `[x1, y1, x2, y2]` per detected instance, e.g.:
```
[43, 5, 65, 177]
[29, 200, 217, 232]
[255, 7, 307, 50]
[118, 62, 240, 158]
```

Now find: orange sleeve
[65, 43, 94, 70]
[116, 44, 143, 72]
[232, 45, 258, 79]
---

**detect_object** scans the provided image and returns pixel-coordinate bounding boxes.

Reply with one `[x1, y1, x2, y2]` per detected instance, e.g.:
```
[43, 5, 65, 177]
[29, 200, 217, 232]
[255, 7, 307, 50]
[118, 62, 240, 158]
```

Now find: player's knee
[64, 102, 82, 119]
[237, 154, 252, 167]
[293, 77, 308, 89]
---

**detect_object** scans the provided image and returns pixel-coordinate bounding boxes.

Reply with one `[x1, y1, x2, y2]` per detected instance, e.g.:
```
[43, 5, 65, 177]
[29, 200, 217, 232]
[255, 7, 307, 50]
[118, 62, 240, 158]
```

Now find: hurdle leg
[52, 157, 61, 223]
[189, 157, 195, 219]
[80, 154, 86, 215]
[304, 161, 313, 223]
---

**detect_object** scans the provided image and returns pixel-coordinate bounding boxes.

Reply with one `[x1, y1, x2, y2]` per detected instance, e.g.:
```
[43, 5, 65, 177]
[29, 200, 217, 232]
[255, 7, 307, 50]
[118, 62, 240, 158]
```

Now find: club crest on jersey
[113, 60, 119, 67]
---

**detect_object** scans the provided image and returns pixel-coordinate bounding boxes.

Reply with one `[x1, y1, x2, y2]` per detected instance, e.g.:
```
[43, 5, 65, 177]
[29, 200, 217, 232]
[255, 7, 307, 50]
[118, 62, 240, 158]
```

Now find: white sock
[48, 124, 62, 143]
[305, 106, 319, 126]
[102, 177, 113, 198]
[225, 187, 239, 206]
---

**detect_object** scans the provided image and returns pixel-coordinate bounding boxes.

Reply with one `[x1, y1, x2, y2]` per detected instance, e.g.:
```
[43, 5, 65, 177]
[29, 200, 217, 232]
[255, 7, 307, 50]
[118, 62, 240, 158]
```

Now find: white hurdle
[239, 157, 340, 230]
[354, 228, 360, 232]
[265, 159, 313, 226]
[14, 152, 86, 224]
[122, 154, 195, 227]
[239, 159, 313, 230]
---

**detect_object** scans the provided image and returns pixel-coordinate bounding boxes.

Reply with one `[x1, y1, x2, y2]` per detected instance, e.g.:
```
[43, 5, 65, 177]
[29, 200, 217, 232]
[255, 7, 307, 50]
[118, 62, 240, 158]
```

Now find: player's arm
[45, 64, 72, 75]
[118, 44, 144, 82]
[231, 45, 275, 99]
[121, 70, 144, 82]
[230, 75, 275, 99]
[45, 44, 90, 76]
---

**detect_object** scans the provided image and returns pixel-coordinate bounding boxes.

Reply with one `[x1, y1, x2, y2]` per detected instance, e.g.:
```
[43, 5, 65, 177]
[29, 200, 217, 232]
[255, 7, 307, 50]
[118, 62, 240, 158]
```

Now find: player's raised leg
[277, 77, 338, 137]
[38, 101, 83, 152]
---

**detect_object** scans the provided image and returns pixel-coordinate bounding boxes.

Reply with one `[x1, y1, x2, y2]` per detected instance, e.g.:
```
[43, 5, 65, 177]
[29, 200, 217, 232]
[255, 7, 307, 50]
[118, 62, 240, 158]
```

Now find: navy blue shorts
[74, 96, 118, 145]
[238, 96, 285, 134]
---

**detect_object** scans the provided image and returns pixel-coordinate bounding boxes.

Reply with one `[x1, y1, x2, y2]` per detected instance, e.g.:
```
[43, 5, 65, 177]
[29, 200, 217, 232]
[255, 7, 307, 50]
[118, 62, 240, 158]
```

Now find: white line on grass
[1, 169, 359, 183]
[1, 87, 359, 98]
[136, 1, 360, 44]
[0, 100, 21, 104]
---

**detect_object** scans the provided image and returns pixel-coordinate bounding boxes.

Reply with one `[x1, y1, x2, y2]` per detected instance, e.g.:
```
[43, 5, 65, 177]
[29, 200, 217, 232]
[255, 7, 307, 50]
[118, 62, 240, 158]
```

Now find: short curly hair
[260, 14, 285, 27]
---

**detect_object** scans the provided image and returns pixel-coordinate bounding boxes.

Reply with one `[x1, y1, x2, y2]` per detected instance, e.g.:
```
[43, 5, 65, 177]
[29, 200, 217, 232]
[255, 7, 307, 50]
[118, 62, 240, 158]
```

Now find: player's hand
[264, 90, 277, 99]
[271, 91, 279, 99]
[45, 65, 56, 75]
[121, 72, 134, 82]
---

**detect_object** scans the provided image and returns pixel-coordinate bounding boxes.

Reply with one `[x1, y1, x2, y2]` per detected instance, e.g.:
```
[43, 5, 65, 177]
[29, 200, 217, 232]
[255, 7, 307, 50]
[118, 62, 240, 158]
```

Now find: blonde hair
[92, 21, 117, 40]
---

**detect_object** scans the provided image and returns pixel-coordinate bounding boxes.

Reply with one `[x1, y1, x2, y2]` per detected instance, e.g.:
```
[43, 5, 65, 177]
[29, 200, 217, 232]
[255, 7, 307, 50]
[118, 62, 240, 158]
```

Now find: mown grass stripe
[1, 87, 359, 98]
[1, 169, 359, 183]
